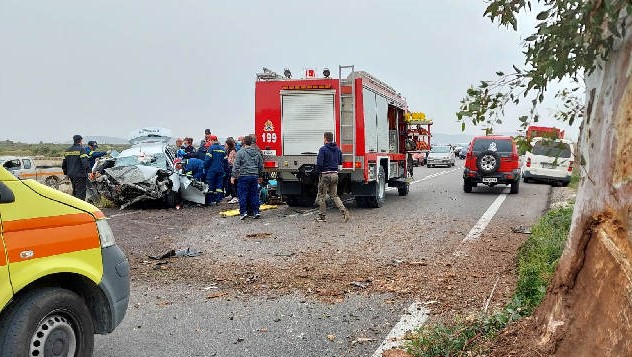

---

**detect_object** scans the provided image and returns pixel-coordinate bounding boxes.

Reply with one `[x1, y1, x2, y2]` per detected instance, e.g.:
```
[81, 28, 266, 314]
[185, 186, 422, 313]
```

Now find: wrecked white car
[93, 128, 207, 209]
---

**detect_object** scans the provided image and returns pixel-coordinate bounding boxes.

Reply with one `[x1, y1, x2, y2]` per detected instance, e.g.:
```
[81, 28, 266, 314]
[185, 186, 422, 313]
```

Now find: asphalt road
[94, 161, 550, 357]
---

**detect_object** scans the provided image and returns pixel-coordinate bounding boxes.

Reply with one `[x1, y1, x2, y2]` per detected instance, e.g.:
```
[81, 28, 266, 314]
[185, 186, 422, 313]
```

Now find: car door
[0, 181, 15, 309]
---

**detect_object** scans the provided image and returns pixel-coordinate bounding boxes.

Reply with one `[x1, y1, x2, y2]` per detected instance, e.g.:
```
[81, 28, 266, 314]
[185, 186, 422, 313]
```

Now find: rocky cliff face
[537, 20, 632, 356]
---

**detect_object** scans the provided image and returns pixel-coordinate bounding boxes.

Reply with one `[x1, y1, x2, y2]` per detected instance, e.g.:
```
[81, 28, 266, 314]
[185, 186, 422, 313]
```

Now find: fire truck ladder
[339, 65, 356, 170]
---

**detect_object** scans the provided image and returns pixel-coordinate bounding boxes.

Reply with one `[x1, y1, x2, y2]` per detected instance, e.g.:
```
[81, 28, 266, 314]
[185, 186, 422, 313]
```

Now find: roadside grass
[568, 173, 580, 189]
[404, 205, 574, 357]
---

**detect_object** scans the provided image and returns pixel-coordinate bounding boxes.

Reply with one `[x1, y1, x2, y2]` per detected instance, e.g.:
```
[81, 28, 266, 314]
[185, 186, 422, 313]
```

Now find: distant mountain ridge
[83, 136, 129, 145]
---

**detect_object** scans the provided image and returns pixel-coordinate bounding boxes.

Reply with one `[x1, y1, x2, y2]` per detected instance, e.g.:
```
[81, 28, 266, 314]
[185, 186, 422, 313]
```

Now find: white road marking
[462, 188, 509, 242]
[372, 302, 429, 357]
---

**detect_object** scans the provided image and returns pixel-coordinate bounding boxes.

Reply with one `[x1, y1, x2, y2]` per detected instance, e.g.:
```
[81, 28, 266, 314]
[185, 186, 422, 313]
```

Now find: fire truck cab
[254, 66, 412, 208]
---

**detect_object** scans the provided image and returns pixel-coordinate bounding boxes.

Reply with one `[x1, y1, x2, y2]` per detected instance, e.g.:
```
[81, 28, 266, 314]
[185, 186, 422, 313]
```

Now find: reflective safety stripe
[205, 153, 213, 157]
[3, 213, 100, 263]
[64, 151, 82, 156]
[17, 171, 64, 179]
[213, 150, 225, 153]
[80, 154, 89, 158]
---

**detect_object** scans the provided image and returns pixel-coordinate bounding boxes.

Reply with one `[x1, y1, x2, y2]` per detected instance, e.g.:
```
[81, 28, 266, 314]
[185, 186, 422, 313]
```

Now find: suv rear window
[532, 141, 571, 158]
[472, 139, 513, 153]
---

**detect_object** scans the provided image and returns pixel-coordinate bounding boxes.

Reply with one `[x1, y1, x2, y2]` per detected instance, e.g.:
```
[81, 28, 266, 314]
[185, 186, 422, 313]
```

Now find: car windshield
[472, 139, 513, 153]
[532, 141, 572, 158]
[115, 152, 170, 170]
[431, 146, 451, 153]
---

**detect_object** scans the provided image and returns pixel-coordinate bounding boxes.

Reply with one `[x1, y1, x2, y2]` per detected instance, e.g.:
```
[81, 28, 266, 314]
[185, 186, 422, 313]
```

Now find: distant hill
[431, 132, 475, 146]
[84, 136, 128, 145]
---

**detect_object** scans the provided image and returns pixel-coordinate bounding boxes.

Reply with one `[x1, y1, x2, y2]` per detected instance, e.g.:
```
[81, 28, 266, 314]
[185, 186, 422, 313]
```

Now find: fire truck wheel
[397, 183, 409, 196]
[367, 166, 386, 208]
[354, 196, 368, 208]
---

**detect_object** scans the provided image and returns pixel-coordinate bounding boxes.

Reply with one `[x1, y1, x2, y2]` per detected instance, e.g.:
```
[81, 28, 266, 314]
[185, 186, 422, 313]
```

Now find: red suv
[463, 136, 521, 194]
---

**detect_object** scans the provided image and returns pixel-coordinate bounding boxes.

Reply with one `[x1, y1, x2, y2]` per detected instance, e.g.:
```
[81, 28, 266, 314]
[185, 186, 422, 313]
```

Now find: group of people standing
[174, 129, 264, 220]
[62, 130, 350, 224]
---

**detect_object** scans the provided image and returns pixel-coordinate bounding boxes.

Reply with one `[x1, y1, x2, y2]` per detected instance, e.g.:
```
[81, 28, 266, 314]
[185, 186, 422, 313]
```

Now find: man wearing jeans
[231, 135, 263, 220]
[315, 132, 350, 223]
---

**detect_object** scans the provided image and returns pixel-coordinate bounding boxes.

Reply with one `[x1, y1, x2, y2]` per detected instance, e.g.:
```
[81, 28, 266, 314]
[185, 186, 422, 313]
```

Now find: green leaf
[496, 71, 505, 76]
[524, 35, 537, 41]
[461, 121, 466, 132]
[536, 10, 548, 21]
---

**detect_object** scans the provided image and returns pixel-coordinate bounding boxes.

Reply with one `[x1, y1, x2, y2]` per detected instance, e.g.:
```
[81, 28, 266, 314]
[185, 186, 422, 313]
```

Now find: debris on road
[245, 232, 273, 239]
[511, 225, 532, 234]
[326, 334, 336, 341]
[206, 292, 228, 299]
[350, 279, 373, 289]
[148, 247, 203, 260]
[351, 337, 376, 345]
[219, 204, 278, 217]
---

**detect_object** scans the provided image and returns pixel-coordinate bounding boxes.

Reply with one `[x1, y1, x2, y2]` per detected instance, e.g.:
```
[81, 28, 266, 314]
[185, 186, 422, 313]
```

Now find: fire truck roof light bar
[282, 85, 332, 90]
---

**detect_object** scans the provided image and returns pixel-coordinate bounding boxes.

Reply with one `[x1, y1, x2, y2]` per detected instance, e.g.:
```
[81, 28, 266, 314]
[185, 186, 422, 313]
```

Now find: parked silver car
[426, 146, 456, 168]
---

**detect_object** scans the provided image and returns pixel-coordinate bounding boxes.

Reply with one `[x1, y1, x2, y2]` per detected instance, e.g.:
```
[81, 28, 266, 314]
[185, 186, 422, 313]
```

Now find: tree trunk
[536, 20, 632, 356]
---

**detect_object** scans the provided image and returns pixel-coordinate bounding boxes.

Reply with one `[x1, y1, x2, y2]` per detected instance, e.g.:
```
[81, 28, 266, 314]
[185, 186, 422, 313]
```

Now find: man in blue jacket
[86, 140, 107, 169]
[204, 135, 226, 206]
[315, 131, 349, 223]
[183, 157, 205, 181]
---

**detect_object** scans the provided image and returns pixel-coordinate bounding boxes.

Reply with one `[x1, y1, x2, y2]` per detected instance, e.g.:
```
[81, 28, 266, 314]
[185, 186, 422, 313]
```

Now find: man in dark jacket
[231, 135, 263, 220]
[204, 135, 226, 206]
[315, 131, 349, 222]
[62, 134, 90, 200]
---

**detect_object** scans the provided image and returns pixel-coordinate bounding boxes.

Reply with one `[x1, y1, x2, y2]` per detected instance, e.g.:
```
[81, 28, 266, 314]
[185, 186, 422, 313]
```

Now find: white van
[522, 138, 574, 186]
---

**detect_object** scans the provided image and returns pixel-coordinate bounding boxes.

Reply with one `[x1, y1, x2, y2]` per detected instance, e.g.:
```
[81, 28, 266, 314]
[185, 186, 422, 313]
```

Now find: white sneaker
[229, 197, 239, 204]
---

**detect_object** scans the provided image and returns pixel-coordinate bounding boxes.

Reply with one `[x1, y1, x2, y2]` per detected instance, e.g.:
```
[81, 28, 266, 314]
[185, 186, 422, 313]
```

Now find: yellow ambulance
[0, 166, 129, 356]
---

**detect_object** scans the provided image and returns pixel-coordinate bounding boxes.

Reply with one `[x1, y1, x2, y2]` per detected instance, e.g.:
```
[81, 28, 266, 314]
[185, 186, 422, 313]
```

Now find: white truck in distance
[0, 156, 66, 189]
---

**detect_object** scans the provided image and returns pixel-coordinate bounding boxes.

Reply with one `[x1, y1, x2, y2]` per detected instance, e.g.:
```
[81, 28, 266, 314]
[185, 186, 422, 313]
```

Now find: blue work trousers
[205, 171, 224, 204]
[238, 176, 260, 216]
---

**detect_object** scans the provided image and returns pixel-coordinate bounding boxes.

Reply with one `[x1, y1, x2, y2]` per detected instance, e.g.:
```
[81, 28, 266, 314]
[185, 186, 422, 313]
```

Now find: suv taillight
[568, 161, 573, 172]
[526, 158, 531, 168]
[511, 153, 519, 161]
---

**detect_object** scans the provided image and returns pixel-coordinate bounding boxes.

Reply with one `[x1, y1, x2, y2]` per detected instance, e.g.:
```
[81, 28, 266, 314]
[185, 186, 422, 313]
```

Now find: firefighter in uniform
[204, 135, 226, 206]
[62, 134, 90, 200]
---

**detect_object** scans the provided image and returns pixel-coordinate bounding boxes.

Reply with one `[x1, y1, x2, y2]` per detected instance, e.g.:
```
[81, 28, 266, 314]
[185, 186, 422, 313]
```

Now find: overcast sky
[0, 0, 579, 143]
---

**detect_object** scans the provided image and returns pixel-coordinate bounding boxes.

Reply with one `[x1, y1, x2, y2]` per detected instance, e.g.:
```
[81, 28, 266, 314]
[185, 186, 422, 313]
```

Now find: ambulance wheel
[367, 166, 386, 208]
[0, 287, 94, 357]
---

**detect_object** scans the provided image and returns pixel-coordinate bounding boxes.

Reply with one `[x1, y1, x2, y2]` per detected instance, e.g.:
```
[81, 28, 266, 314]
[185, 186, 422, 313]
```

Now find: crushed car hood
[95, 165, 207, 209]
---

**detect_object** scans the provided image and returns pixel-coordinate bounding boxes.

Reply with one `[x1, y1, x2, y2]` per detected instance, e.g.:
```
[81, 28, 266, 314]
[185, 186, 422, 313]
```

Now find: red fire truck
[254, 65, 412, 207]
[526, 125, 565, 142]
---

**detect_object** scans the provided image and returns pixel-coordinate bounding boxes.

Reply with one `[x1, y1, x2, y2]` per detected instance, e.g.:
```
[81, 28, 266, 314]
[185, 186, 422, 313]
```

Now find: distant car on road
[463, 136, 521, 194]
[458, 147, 467, 159]
[522, 137, 574, 186]
[426, 146, 455, 168]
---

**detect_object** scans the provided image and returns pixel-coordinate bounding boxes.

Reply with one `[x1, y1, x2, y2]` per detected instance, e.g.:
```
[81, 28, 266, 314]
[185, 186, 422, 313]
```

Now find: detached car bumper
[463, 168, 521, 185]
[427, 159, 452, 166]
[523, 169, 571, 183]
